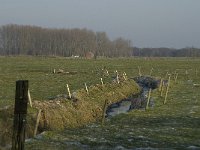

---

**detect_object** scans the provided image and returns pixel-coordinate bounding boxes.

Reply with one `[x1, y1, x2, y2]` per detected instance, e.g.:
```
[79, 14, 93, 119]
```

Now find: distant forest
[133, 47, 200, 57]
[0, 24, 199, 57]
[0, 24, 131, 57]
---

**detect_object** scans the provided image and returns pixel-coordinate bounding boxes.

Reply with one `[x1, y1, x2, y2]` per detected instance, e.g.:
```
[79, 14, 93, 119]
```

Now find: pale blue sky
[0, 0, 200, 48]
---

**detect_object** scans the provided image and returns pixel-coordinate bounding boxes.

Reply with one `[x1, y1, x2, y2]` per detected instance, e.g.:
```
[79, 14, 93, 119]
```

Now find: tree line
[132, 47, 200, 57]
[1, 24, 199, 58]
[0, 24, 131, 57]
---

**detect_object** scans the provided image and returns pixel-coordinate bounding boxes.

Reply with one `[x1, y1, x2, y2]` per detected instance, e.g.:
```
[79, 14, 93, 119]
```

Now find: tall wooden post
[100, 78, 104, 86]
[164, 75, 171, 104]
[159, 78, 163, 92]
[34, 109, 42, 137]
[12, 80, 28, 150]
[101, 99, 108, 126]
[66, 84, 71, 99]
[146, 88, 152, 110]
[84, 83, 89, 94]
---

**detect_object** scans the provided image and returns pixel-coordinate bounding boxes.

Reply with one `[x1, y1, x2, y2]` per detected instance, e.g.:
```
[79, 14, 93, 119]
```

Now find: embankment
[0, 79, 140, 146]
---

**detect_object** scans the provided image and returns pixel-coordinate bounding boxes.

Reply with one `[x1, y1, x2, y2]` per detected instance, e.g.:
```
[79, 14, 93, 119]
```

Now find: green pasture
[0, 56, 200, 149]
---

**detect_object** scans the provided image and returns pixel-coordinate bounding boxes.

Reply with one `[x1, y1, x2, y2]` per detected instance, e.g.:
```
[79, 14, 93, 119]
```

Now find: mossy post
[146, 88, 152, 110]
[66, 84, 72, 99]
[164, 75, 171, 104]
[12, 80, 28, 150]
[101, 99, 108, 126]
[34, 109, 42, 137]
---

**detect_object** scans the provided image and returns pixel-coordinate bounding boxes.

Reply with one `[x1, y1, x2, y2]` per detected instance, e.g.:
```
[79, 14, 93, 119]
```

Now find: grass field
[0, 56, 200, 149]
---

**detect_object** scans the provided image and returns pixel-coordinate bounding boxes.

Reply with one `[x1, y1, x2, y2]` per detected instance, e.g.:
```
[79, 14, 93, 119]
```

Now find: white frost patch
[114, 145, 128, 150]
[87, 137, 97, 142]
[107, 101, 131, 117]
[138, 135, 145, 139]
[189, 106, 199, 114]
[128, 139, 133, 142]
[187, 146, 200, 149]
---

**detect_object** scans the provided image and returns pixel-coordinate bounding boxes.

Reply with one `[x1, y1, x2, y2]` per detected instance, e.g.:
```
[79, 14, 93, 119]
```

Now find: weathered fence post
[66, 84, 72, 99]
[159, 78, 163, 92]
[160, 81, 165, 97]
[33, 109, 42, 137]
[101, 99, 108, 126]
[146, 88, 152, 110]
[100, 78, 104, 86]
[116, 70, 120, 84]
[84, 83, 89, 94]
[164, 75, 171, 104]
[12, 80, 28, 150]
[28, 89, 32, 108]
[138, 66, 142, 77]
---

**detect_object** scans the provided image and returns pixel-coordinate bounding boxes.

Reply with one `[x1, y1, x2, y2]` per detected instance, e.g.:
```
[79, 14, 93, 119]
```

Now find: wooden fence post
[34, 109, 42, 137]
[115, 70, 120, 84]
[12, 80, 28, 150]
[28, 89, 32, 108]
[159, 78, 163, 92]
[100, 78, 104, 86]
[53, 69, 56, 74]
[164, 75, 171, 104]
[160, 81, 165, 97]
[146, 88, 152, 110]
[101, 99, 108, 126]
[66, 84, 72, 99]
[84, 83, 89, 94]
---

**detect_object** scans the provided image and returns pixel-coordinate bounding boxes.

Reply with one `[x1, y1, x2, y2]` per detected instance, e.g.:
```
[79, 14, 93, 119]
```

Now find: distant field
[0, 56, 199, 106]
[0, 56, 200, 149]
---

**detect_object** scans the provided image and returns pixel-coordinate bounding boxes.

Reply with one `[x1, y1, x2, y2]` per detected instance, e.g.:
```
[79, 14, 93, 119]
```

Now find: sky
[0, 0, 200, 48]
